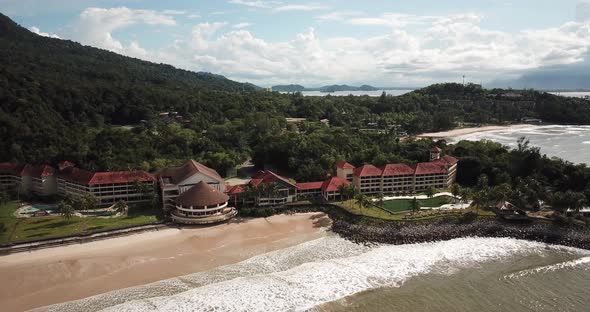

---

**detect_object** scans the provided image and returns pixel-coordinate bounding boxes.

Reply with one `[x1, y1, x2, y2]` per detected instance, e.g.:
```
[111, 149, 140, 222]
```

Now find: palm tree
[348, 185, 359, 209]
[459, 188, 471, 206]
[425, 186, 436, 199]
[58, 200, 74, 222]
[377, 192, 385, 207]
[337, 183, 348, 201]
[410, 197, 421, 215]
[355, 193, 369, 215]
[82, 193, 99, 211]
[114, 200, 127, 215]
[451, 184, 460, 203]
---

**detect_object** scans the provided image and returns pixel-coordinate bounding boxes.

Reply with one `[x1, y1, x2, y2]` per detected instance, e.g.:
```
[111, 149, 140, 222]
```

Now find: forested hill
[0, 13, 257, 123]
[3, 12, 590, 181]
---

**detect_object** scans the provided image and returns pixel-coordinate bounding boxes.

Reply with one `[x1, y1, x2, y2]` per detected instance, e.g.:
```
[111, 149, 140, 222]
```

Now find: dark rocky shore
[331, 218, 590, 250]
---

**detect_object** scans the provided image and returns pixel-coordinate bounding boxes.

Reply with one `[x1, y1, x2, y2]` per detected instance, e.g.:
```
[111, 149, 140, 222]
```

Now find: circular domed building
[171, 181, 237, 224]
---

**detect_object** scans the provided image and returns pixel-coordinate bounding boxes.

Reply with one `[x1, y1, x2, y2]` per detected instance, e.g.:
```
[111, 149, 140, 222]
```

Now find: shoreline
[0, 213, 330, 312]
[417, 124, 532, 139]
[331, 218, 590, 250]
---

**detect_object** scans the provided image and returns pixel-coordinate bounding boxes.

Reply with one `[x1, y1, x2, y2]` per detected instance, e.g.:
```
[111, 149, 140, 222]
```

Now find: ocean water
[452, 124, 590, 164]
[36, 235, 590, 312]
[293, 90, 413, 97]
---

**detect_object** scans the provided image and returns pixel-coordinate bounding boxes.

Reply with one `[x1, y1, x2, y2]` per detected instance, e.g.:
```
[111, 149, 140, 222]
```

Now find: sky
[2, 0, 590, 87]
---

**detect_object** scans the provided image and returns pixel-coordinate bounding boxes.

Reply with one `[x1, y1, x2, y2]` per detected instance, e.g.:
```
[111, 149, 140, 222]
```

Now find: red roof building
[296, 181, 324, 191]
[335, 161, 355, 169]
[413, 163, 448, 175]
[321, 176, 350, 192]
[381, 163, 414, 176]
[431, 146, 442, 153]
[353, 164, 383, 177]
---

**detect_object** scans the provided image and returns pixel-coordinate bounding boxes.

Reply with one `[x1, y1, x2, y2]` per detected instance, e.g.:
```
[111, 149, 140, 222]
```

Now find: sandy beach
[417, 124, 531, 139]
[0, 213, 330, 312]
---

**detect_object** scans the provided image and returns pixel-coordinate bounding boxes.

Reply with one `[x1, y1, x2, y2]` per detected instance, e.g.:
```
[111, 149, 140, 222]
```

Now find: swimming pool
[20, 204, 58, 214]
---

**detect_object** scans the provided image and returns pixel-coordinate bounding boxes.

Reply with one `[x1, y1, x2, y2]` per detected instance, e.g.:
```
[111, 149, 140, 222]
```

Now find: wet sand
[417, 124, 530, 139]
[0, 213, 330, 312]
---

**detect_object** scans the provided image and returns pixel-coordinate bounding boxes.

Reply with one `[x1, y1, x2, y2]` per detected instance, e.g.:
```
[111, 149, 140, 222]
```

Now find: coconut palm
[377, 192, 385, 207]
[82, 193, 99, 211]
[410, 197, 421, 215]
[451, 184, 461, 203]
[58, 200, 74, 222]
[114, 200, 127, 215]
[337, 183, 348, 200]
[355, 193, 369, 215]
[425, 186, 436, 199]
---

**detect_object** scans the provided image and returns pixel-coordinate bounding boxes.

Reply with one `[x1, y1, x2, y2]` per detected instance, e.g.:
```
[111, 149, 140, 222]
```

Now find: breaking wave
[43, 237, 582, 312]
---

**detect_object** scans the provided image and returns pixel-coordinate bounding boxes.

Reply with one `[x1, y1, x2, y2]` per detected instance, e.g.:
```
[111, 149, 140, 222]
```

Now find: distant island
[271, 84, 417, 93]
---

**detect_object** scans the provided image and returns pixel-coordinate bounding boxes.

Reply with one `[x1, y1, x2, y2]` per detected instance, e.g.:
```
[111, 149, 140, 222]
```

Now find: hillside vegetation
[1, 13, 590, 182]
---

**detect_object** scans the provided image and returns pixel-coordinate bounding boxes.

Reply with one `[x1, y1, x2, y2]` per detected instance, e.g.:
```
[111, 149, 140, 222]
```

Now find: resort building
[0, 162, 24, 191]
[352, 164, 383, 195]
[226, 170, 297, 207]
[336, 148, 458, 195]
[381, 164, 415, 194]
[155, 160, 226, 211]
[171, 181, 236, 224]
[57, 167, 155, 207]
[335, 162, 355, 182]
[29, 165, 57, 196]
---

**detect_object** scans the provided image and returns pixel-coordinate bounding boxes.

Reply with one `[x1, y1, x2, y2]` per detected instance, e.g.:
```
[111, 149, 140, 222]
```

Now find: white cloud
[316, 12, 361, 21]
[274, 4, 328, 12]
[29, 26, 61, 39]
[233, 22, 252, 29]
[188, 13, 201, 19]
[61, 7, 590, 86]
[228, 0, 276, 9]
[162, 10, 187, 15]
[68, 7, 176, 60]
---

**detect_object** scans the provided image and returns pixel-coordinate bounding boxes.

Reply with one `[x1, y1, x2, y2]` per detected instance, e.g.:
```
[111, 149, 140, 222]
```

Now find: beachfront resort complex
[0, 147, 457, 224]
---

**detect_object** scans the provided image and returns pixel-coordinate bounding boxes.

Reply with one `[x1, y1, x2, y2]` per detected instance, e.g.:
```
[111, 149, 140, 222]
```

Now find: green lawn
[382, 196, 452, 213]
[334, 199, 493, 222]
[0, 201, 163, 243]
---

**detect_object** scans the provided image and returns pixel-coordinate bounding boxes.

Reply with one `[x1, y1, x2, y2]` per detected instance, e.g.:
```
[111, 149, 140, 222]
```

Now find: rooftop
[353, 164, 383, 177]
[175, 181, 229, 207]
[157, 160, 223, 185]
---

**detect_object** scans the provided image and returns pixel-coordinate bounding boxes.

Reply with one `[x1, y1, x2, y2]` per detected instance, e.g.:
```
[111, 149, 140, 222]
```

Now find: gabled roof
[335, 161, 355, 169]
[321, 176, 350, 192]
[250, 170, 296, 188]
[88, 170, 154, 185]
[431, 146, 442, 153]
[0, 162, 25, 175]
[440, 155, 458, 165]
[175, 181, 229, 207]
[156, 160, 224, 185]
[353, 164, 382, 177]
[296, 181, 323, 191]
[381, 163, 414, 176]
[29, 164, 55, 177]
[58, 161, 75, 171]
[58, 167, 96, 185]
[59, 167, 153, 185]
[227, 184, 247, 195]
[413, 162, 448, 175]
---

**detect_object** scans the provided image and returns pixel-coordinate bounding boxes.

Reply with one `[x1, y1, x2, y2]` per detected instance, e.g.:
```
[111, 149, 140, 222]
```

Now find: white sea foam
[504, 256, 590, 279]
[99, 237, 570, 312]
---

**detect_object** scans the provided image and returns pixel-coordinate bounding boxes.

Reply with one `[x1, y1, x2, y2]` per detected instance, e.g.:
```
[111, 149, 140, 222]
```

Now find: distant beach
[417, 124, 531, 139]
[0, 213, 329, 312]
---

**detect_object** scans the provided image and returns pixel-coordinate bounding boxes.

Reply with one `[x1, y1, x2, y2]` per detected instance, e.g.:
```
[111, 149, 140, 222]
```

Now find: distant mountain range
[272, 84, 394, 93]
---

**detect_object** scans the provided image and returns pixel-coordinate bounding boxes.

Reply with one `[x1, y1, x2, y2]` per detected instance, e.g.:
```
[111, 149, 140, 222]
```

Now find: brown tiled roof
[156, 160, 224, 185]
[58, 161, 75, 171]
[0, 163, 25, 175]
[227, 184, 246, 195]
[381, 163, 414, 176]
[353, 164, 382, 177]
[296, 181, 323, 191]
[58, 167, 95, 185]
[431, 146, 442, 153]
[413, 162, 448, 175]
[335, 161, 355, 169]
[88, 171, 154, 185]
[321, 176, 350, 192]
[251, 170, 296, 188]
[175, 181, 229, 207]
[29, 164, 55, 177]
